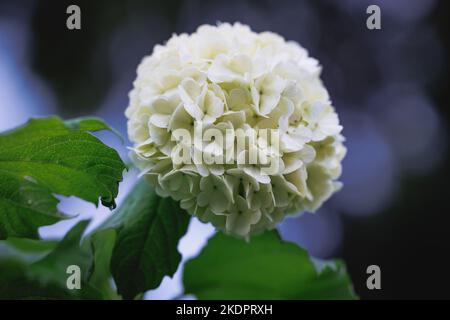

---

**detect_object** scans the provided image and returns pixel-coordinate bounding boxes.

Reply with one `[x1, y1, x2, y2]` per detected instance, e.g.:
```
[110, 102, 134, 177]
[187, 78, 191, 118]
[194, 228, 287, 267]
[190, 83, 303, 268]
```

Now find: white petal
[210, 192, 229, 213]
[197, 191, 210, 207]
[149, 114, 170, 128]
[150, 97, 171, 114]
[205, 91, 224, 119]
[299, 144, 316, 164]
[243, 166, 271, 184]
[259, 93, 280, 115]
[208, 54, 252, 84]
[179, 79, 204, 120]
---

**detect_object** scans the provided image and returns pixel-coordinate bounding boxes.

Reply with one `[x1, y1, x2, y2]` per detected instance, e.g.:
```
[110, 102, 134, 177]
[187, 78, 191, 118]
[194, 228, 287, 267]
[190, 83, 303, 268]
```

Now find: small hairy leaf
[183, 231, 357, 300]
[0, 117, 126, 239]
[98, 179, 191, 299]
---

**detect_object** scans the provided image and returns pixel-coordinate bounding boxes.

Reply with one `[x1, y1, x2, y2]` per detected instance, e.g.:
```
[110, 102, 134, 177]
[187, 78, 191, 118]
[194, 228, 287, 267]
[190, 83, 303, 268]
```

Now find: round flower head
[126, 23, 346, 238]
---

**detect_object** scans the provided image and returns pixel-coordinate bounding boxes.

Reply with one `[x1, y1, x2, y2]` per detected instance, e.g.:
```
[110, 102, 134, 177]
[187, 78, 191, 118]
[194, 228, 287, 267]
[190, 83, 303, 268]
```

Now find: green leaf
[97, 179, 191, 299]
[31, 221, 92, 285]
[183, 231, 357, 300]
[0, 116, 126, 239]
[0, 237, 57, 265]
[65, 117, 124, 143]
[87, 228, 119, 299]
[0, 220, 102, 299]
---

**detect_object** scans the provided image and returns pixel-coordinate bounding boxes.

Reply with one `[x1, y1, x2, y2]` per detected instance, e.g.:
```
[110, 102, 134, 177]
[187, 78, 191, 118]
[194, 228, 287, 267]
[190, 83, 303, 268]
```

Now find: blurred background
[0, 0, 449, 299]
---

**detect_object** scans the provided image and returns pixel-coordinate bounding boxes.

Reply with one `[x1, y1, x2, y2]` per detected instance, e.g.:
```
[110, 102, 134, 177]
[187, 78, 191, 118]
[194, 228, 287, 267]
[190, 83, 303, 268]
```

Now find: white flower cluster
[126, 23, 346, 238]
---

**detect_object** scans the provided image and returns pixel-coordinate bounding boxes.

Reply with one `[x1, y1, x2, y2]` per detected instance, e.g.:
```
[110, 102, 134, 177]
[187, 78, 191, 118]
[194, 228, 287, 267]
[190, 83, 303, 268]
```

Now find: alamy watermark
[366, 264, 381, 290]
[66, 5, 81, 30]
[66, 265, 81, 290]
[366, 5, 381, 30]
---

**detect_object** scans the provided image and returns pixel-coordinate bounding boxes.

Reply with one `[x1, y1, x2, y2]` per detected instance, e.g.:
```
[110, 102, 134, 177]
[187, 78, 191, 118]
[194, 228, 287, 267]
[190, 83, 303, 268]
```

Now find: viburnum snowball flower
[126, 23, 346, 238]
